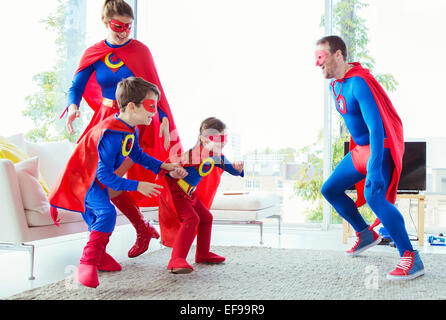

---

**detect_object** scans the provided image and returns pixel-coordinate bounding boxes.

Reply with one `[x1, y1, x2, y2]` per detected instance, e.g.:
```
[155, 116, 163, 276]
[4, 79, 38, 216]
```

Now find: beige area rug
[8, 246, 446, 300]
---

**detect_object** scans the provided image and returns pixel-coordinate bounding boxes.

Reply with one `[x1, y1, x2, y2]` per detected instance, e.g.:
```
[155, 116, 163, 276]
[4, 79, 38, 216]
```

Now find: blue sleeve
[352, 77, 385, 172]
[158, 107, 167, 122]
[67, 65, 95, 108]
[215, 155, 244, 177]
[128, 131, 163, 174]
[96, 132, 139, 191]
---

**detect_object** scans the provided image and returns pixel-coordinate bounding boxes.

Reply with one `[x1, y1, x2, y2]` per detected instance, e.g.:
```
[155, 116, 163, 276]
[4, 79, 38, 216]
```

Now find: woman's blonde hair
[102, 0, 134, 22]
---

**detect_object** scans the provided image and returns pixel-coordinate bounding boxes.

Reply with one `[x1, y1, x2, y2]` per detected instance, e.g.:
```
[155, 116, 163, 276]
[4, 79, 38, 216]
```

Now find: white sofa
[142, 191, 282, 245]
[0, 134, 281, 280]
[0, 134, 157, 280]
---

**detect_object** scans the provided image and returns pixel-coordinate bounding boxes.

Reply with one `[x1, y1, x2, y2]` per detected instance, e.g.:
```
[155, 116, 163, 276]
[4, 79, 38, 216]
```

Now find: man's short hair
[116, 77, 161, 111]
[316, 35, 348, 61]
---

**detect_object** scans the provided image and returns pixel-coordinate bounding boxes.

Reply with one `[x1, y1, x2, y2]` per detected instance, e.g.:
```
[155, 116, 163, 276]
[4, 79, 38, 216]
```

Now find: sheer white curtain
[136, 0, 326, 154]
[136, 1, 327, 224]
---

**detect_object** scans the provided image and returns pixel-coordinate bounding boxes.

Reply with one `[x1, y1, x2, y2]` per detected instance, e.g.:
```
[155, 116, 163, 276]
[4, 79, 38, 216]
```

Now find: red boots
[195, 215, 225, 263]
[167, 196, 225, 273]
[195, 252, 226, 263]
[98, 252, 122, 272]
[111, 191, 160, 258]
[76, 230, 113, 288]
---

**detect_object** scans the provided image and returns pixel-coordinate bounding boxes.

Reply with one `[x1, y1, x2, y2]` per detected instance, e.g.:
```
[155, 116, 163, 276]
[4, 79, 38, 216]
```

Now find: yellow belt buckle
[177, 179, 196, 196]
[102, 97, 115, 108]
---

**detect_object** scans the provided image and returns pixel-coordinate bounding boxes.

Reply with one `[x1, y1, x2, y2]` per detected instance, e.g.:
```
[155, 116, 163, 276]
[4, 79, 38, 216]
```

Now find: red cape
[155, 149, 224, 247]
[341, 63, 404, 210]
[48, 116, 135, 224]
[74, 39, 183, 207]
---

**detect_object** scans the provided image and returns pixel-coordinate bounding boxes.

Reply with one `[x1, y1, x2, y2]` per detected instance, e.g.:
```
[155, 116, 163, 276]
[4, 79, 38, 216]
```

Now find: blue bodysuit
[83, 115, 163, 233]
[321, 75, 413, 256]
[67, 39, 167, 121]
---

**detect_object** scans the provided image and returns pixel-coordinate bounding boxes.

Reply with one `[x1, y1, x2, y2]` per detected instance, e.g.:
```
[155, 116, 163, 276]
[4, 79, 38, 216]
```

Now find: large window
[363, 0, 446, 232]
[1, 0, 60, 137]
[137, 0, 326, 224]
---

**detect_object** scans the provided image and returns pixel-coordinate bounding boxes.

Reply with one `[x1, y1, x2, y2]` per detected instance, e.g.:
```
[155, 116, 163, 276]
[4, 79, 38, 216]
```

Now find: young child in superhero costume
[48, 77, 187, 288]
[63, 0, 183, 259]
[157, 117, 244, 274]
[316, 36, 424, 280]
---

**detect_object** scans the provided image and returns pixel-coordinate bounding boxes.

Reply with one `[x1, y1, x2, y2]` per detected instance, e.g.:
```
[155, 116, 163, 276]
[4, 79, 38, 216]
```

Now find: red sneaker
[346, 228, 381, 256]
[387, 250, 425, 280]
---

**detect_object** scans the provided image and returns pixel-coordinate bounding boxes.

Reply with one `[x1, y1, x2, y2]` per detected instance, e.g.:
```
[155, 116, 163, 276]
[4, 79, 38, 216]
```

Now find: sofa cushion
[0, 136, 50, 194]
[25, 140, 75, 189]
[211, 191, 281, 211]
[5, 133, 26, 152]
[15, 157, 50, 217]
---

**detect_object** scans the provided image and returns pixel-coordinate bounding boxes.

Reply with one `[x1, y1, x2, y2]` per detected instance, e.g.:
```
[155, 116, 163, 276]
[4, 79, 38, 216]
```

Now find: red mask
[142, 99, 157, 113]
[109, 19, 132, 36]
[315, 50, 327, 66]
[208, 134, 228, 143]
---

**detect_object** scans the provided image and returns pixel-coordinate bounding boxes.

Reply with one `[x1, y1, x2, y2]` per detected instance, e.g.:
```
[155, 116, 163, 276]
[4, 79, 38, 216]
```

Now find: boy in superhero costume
[157, 117, 244, 274]
[315, 36, 424, 280]
[49, 77, 187, 288]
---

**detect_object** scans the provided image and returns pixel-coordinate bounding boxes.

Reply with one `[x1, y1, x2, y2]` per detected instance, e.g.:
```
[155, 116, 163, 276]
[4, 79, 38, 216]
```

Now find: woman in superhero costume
[157, 117, 244, 274]
[63, 0, 182, 258]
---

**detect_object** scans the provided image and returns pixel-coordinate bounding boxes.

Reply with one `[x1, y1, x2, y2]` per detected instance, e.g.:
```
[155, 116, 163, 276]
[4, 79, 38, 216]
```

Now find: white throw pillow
[5, 133, 26, 153]
[25, 140, 75, 189]
[14, 157, 50, 215]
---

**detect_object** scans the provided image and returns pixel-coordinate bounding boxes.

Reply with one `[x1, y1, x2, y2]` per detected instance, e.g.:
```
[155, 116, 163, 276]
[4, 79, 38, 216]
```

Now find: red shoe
[345, 228, 381, 256]
[387, 250, 425, 280]
[195, 252, 226, 263]
[98, 252, 122, 272]
[128, 222, 153, 258]
[76, 231, 111, 288]
[167, 258, 194, 274]
[75, 264, 99, 288]
[148, 222, 160, 239]
[111, 192, 155, 258]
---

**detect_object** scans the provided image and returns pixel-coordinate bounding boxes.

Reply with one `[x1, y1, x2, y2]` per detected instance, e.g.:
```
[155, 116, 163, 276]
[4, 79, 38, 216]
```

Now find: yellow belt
[177, 179, 197, 197]
[102, 97, 116, 108]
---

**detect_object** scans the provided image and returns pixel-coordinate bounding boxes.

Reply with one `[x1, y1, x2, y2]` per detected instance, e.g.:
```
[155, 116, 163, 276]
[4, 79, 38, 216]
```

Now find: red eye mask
[142, 99, 157, 113]
[208, 134, 228, 143]
[109, 19, 132, 35]
[315, 50, 327, 66]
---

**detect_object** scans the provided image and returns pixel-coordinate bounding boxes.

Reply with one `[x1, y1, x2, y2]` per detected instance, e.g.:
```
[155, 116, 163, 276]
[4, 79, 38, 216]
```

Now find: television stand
[343, 193, 425, 246]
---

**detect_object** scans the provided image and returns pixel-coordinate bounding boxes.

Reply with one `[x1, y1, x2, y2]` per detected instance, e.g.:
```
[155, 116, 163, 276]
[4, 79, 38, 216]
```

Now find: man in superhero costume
[49, 77, 187, 287]
[315, 36, 424, 280]
[62, 21, 183, 258]
[157, 118, 244, 274]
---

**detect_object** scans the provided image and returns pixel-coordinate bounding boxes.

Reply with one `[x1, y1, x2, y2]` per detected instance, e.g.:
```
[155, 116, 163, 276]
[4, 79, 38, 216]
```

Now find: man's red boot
[111, 191, 159, 258]
[75, 231, 111, 288]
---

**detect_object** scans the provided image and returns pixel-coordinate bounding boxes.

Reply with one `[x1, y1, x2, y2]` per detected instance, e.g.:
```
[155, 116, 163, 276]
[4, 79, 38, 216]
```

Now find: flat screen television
[343, 141, 426, 193]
